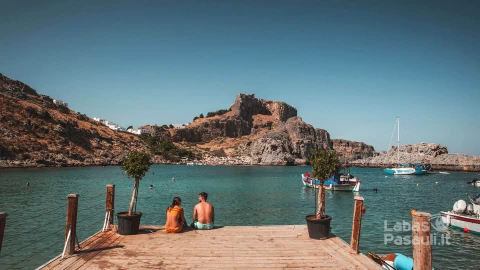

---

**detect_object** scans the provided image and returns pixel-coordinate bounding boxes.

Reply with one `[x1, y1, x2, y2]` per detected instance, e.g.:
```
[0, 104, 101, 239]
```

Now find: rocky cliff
[332, 139, 376, 161]
[352, 143, 480, 171]
[172, 94, 338, 165]
[0, 73, 163, 168]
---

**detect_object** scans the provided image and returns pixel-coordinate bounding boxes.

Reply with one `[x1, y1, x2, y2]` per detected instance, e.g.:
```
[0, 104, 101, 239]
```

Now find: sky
[1, 0, 479, 155]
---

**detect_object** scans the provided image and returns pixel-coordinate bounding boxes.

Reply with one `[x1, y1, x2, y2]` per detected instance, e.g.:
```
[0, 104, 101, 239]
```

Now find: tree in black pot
[305, 149, 340, 239]
[117, 151, 151, 235]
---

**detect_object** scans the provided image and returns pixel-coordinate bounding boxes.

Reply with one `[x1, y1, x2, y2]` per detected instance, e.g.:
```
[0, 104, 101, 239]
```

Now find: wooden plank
[40, 225, 380, 269]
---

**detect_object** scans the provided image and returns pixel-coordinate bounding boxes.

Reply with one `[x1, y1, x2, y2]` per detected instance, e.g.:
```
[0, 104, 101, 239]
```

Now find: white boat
[439, 171, 450, 174]
[383, 117, 428, 175]
[441, 195, 480, 234]
[186, 162, 195, 166]
[301, 171, 361, 192]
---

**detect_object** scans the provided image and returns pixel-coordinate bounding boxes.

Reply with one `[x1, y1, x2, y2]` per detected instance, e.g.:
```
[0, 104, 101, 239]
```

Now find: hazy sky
[1, 0, 479, 155]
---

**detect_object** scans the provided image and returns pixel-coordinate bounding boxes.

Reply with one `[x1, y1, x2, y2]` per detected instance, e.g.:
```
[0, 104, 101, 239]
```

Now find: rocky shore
[352, 142, 480, 172]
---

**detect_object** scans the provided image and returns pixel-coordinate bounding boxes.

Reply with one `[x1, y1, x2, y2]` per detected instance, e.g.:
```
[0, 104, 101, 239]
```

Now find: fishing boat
[383, 117, 429, 175]
[301, 170, 361, 192]
[441, 194, 480, 234]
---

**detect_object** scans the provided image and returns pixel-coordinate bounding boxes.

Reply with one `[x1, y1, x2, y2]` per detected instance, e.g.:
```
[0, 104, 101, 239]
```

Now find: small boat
[469, 179, 480, 187]
[441, 194, 480, 234]
[439, 171, 450, 174]
[301, 171, 361, 192]
[186, 162, 195, 166]
[383, 118, 429, 175]
[368, 252, 413, 270]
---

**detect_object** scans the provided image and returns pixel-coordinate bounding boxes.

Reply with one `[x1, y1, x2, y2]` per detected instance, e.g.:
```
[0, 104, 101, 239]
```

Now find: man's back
[195, 201, 214, 224]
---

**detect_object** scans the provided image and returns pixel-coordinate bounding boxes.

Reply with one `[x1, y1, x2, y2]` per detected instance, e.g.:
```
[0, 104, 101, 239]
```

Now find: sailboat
[383, 117, 428, 175]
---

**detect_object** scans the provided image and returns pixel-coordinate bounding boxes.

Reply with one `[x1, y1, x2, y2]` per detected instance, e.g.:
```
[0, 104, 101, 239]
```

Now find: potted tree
[117, 151, 151, 235]
[305, 149, 340, 239]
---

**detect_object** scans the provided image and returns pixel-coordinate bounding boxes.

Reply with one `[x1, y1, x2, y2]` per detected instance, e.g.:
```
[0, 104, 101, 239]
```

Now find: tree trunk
[128, 177, 139, 216]
[316, 182, 325, 218]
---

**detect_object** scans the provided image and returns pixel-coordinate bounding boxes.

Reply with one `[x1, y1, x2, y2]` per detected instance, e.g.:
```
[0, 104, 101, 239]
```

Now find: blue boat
[383, 163, 428, 175]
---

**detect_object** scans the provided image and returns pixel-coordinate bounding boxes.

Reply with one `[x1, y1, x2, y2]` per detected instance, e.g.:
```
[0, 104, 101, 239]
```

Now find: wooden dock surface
[39, 225, 380, 269]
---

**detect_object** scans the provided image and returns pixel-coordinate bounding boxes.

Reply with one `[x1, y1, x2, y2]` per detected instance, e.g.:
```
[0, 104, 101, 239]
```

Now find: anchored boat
[301, 168, 361, 192]
[383, 117, 430, 175]
[441, 194, 480, 234]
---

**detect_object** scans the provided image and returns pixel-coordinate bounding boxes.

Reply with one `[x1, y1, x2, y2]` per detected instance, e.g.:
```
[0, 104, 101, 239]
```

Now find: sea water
[0, 165, 479, 269]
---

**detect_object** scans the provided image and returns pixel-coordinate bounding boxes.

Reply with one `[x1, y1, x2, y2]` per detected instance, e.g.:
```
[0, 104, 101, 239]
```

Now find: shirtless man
[192, 192, 214, 230]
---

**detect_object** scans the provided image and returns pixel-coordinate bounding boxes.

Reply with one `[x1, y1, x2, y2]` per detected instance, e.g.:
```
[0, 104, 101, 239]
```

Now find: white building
[172, 123, 189, 129]
[127, 128, 149, 135]
[53, 99, 68, 107]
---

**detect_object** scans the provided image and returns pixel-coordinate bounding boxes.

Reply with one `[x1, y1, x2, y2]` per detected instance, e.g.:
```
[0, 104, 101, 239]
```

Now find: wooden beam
[350, 196, 364, 254]
[66, 194, 80, 255]
[0, 212, 7, 253]
[412, 211, 432, 270]
[106, 184, 115, 225]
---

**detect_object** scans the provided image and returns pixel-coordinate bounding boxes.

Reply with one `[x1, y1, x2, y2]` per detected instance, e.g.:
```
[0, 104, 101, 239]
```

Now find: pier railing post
[0, 212, 7, 253]
[106, 184, 115, 226]
[65, 194, 79, 255]
[412, 211, 432, 270]
[350, 196, 364, 254]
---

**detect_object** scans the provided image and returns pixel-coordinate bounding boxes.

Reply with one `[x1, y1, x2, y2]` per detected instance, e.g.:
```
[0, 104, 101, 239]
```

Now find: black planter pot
[305, 215, 332, 239]
[117, 212, 142, 235]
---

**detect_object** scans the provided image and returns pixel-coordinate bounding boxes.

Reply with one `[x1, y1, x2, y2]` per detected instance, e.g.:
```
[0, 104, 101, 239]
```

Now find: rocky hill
[0, 73, 164, 168]
[0, 73, 375, 167]
[169, 94, 373, 165]
[331, 139, 376, 161]
[352, 143, 480, 171]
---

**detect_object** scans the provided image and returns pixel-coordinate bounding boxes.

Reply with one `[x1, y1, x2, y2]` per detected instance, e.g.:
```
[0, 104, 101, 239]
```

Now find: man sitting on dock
[192, 192, 214, 230]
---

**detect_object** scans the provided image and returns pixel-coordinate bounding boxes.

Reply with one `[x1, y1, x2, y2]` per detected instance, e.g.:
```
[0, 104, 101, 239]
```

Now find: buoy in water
[436, 182, 438, 184]
[385, 176, 388, 178]
[416, 184, 419, 186]
[464, 227, 469, 233]
[361, 206, 366, 213]
[410, 209, 417, 216]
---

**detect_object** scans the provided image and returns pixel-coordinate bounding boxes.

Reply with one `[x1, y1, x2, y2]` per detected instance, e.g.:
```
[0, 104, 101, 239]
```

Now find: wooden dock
[39, 225, 380, 269]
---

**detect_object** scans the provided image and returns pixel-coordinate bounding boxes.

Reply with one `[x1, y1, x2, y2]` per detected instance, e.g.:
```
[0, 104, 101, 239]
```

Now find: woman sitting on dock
[165, 197, 187, 233]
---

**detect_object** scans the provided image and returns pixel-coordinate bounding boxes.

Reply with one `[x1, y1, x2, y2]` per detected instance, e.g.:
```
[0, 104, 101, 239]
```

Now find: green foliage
[206, 108, 230, 118]
[121, 151, 151, 180]
[169, 124, 174, 128]
[310, 149, 340, 183]
[127, 125, 133, 130]
[140, 135, 194, 162]
[193, 116, 199, 121]
[161, 124, 168, 128]
[199, 113, 204, 118]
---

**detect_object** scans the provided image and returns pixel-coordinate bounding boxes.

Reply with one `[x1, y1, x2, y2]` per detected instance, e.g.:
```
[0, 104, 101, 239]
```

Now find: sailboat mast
[397, 117, 400, 165]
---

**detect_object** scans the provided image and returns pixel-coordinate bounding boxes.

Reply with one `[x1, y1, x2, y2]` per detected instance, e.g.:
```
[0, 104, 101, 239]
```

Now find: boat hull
[383, 168, 427, 175]
[441, 211, 480, 235]
[301, 174, 361, 192]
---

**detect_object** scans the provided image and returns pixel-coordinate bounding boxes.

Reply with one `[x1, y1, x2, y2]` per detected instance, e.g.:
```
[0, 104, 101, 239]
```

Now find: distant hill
[352, 143, 480, 171]
[0, 73, 163, 168]
[0, 72, 376, 167]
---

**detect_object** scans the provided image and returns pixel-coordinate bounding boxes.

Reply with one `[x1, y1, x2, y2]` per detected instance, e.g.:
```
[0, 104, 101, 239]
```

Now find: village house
[53, 99, 68, 107]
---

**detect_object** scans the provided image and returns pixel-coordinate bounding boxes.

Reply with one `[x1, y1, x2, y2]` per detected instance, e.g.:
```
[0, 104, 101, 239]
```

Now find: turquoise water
[0, 165, 479, 269]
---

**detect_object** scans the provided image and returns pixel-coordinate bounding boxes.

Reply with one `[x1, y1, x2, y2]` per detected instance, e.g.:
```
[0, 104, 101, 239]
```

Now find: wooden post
[0, 212, 7, 253]
[350, 196, 364, 254]
[106, 184, 115, 225]
[412, 211, 432, 270]
[65, 194, 79, 255]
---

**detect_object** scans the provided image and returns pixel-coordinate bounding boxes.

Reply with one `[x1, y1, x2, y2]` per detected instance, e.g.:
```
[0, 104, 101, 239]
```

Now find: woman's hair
[167, 197, 182, 212]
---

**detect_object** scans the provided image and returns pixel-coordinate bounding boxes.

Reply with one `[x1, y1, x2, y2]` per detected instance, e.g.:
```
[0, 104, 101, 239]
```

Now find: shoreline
[1, 160, 480, 172]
